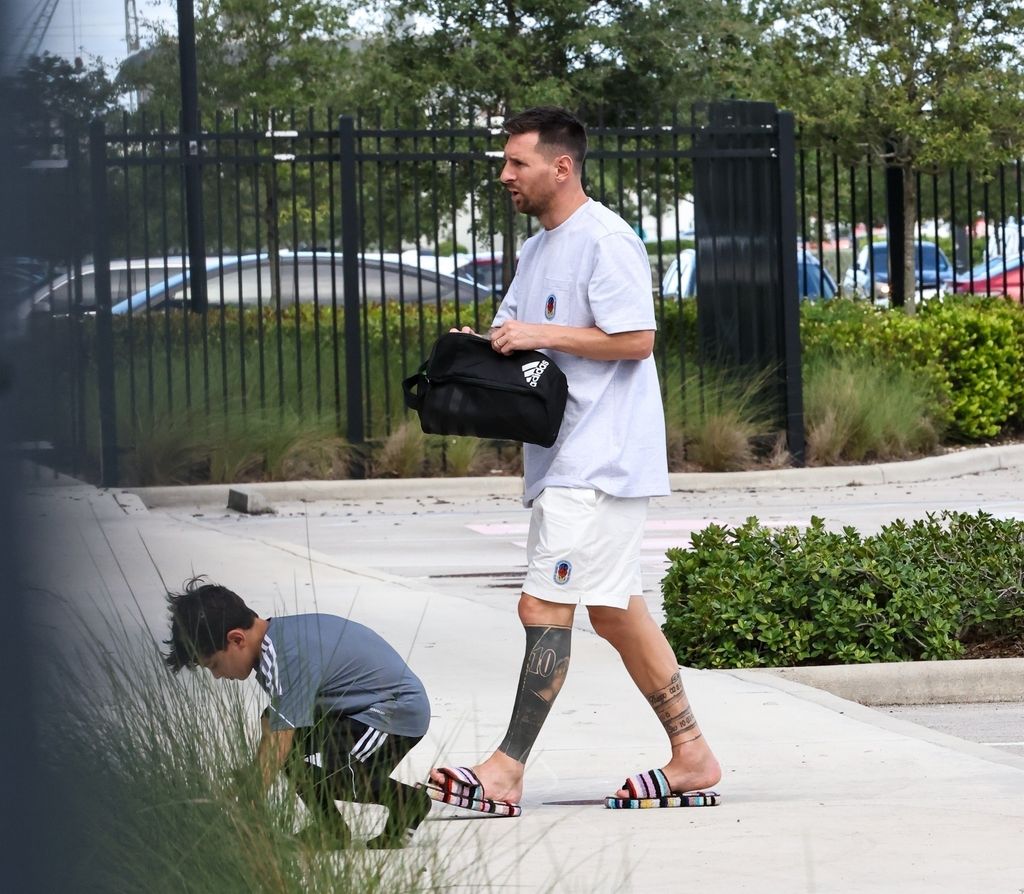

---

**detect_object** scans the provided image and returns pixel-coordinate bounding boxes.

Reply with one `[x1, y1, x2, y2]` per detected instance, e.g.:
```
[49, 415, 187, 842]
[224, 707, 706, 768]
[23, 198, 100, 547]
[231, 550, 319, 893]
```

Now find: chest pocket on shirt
[538, 276, 574, 324]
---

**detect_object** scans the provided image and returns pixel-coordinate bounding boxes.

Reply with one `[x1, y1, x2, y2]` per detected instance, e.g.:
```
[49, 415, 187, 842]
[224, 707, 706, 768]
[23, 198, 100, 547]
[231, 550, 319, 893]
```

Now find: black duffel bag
[402, 332, 568, 447]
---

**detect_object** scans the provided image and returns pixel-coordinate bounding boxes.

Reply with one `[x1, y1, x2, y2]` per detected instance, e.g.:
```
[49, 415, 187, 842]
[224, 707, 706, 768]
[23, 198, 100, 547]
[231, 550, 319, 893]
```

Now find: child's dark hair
[504, 106, 587, 169]
[164, 577, 257, 672]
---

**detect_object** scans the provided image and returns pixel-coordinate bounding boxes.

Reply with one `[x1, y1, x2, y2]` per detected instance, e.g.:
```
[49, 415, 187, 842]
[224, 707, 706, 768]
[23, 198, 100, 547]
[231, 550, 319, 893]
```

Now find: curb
[123, 442, 1024, 509]
[732, 657, 1024, 705]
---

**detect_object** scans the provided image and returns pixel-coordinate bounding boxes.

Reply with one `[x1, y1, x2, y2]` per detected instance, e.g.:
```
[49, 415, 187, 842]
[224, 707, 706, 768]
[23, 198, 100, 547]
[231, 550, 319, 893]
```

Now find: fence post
[176, 0, 208, 313]
[338, 115, 364, 455]
[692, 100, 805, 464]
[88, 120, 119, 488]
[776, 110, 805, 465]
[884, 145, 906, 308]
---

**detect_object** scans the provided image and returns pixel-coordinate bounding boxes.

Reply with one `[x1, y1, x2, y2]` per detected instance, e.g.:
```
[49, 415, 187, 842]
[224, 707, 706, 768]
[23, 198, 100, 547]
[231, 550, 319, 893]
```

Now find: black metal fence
[794, 139, 1024, 300]
[18, 104, 799, 484]
[16, 103, 1024, 486]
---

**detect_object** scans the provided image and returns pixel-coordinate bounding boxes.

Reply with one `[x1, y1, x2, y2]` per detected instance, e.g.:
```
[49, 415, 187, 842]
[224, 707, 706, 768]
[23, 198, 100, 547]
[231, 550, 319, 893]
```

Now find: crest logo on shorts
[544, 293, 556, 319]
[553, 560, 572, 585]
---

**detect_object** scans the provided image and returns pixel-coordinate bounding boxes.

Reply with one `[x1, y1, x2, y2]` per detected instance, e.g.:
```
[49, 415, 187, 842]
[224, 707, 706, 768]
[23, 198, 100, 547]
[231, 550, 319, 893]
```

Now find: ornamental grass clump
[42, 615, 462, 894]
[662, 511, 1024, 669]
[803, 354, 941, 464]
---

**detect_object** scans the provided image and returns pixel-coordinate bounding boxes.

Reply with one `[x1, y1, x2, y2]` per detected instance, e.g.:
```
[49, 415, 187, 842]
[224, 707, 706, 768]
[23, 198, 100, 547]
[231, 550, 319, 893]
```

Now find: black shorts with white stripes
[290, 711, 423, 805]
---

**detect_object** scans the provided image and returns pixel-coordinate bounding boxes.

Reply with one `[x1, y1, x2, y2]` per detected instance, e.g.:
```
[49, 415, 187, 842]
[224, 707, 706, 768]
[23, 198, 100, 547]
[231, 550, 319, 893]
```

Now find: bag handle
[402, 363, 428, 411]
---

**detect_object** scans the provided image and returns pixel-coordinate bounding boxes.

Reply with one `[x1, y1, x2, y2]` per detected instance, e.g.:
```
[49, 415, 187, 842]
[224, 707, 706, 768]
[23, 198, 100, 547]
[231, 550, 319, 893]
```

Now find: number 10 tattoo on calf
[498, 625, 572, 763]
[647, 671, 701, 744]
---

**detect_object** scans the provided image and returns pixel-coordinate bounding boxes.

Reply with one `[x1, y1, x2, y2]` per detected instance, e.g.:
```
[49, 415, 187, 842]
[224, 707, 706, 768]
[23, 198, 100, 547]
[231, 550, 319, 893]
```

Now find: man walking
[429, 107, 721, 814]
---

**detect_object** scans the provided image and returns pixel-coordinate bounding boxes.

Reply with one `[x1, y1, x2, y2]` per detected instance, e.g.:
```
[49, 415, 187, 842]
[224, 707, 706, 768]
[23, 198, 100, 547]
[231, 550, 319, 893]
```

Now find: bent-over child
[164, 578, 432, 848]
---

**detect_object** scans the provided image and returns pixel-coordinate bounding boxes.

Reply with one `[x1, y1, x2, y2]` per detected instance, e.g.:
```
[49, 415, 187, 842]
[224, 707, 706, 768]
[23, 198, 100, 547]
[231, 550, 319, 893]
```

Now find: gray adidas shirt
[255, 614, 430, 737]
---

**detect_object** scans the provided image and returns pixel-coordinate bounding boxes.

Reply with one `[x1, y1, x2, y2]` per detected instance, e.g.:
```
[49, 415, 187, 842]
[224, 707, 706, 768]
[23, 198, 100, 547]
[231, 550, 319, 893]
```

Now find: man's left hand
[490, 320, 544, 355]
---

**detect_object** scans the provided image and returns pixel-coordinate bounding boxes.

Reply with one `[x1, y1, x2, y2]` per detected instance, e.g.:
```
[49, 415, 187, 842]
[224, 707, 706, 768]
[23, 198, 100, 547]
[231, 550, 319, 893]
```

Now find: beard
[508, 186, 550, 218]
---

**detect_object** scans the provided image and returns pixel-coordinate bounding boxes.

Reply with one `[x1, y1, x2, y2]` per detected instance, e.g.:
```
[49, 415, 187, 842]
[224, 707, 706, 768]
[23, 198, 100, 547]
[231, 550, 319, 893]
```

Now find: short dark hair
[163, 577, 257, 672]
[504, 106, 587, 169]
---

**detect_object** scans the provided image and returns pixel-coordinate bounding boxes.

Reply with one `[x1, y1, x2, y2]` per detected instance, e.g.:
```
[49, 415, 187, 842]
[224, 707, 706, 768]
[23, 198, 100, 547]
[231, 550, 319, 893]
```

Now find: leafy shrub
[801, 297, 1024, 440]
[662, 511, 1024, 668]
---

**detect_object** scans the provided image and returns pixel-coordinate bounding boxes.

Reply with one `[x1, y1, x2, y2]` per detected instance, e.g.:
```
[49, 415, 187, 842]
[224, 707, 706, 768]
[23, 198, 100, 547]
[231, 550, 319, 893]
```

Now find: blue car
[841, 241, 954, 305]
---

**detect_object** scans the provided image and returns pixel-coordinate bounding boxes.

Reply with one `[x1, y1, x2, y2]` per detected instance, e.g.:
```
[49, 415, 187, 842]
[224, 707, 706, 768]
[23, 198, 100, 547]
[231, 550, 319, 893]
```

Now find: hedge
[800, 297, 1024, 440]
[662, 511, 1024, 668]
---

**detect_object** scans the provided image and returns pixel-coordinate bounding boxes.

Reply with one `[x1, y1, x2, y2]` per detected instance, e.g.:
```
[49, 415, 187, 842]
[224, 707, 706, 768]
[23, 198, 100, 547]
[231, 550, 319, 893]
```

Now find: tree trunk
[902, 166, 917, 315]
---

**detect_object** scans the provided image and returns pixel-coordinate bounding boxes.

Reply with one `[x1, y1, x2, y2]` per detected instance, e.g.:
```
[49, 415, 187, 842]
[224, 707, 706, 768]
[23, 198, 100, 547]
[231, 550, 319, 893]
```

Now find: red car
[953, 255, 1024, 301]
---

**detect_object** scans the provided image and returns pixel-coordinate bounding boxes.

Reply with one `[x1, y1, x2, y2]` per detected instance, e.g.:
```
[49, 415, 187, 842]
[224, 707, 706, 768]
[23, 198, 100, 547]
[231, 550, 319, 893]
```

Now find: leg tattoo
[498, 625, 572, 763]
[646, 672, 701, 744]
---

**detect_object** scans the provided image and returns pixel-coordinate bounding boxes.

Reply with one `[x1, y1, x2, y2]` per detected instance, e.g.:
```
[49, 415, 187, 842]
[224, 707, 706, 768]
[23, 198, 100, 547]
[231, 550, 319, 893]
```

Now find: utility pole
[125, 0, 140, 53]
[177, 0, 208, 312]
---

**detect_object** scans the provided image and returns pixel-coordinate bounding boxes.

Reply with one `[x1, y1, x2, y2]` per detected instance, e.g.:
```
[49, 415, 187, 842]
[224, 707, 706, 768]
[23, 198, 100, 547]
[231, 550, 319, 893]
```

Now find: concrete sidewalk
[23, 451, 1024, 893]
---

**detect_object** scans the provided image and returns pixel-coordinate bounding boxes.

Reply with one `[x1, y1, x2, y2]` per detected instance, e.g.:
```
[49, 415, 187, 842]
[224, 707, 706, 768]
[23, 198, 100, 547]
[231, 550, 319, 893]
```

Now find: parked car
[2, 257, 55, 339]
[105, 251, 492, 315]
[952, 254, 1024, 301]
[660, 248, 837, 300]
[25, 257, 188, 317]
[841, 241, 953, 305]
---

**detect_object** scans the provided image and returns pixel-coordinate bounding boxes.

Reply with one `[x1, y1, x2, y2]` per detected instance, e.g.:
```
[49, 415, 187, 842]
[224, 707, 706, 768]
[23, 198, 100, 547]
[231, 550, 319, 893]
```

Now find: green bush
[661, 511, 1024, 669]
[801, 297, 1024, 439]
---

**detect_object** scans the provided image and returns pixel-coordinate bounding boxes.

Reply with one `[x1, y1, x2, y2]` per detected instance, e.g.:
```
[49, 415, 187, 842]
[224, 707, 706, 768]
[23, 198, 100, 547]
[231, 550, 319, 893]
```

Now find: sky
[9, 0, 176, 70]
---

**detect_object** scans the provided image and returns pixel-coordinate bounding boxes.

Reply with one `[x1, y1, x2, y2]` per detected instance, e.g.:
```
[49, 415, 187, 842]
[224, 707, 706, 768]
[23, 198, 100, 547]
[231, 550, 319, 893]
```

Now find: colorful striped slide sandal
[422, 766, 522, 817]
[605, 768, 721, 809]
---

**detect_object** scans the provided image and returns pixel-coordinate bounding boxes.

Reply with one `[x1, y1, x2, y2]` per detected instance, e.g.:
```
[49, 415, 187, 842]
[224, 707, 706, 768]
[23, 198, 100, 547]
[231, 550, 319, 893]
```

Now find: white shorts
[522, 487, 648, 609]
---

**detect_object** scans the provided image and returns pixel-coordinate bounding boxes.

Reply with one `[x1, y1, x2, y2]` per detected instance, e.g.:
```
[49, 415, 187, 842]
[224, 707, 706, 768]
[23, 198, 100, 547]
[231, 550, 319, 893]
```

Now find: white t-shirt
[492, 198, 670, 505]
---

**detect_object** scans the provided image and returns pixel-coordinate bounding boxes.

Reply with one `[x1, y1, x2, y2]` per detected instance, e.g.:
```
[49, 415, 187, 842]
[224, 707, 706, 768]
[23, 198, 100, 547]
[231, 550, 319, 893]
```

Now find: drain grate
[429, 569, 525, 580]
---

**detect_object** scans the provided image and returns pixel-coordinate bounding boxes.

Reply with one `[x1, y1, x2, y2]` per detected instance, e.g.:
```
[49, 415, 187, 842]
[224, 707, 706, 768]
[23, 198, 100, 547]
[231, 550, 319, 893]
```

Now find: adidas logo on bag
[521, 359, 549, 388]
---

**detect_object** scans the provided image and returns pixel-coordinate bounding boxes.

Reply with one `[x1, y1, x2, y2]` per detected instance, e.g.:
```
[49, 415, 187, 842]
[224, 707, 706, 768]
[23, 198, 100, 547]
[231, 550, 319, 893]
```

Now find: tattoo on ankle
[663, 707, 697, 737]
[498, 625, 572, 763]
[646, 673, 698, 740]
[646, 672, 683, 709]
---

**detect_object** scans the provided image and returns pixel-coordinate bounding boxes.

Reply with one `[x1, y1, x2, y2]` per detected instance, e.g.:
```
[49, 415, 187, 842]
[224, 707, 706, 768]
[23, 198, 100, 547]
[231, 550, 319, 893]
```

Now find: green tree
[122, 0, 356, 116]
[3, 53, 120, 139]
[121, 0, 361, 302]
[756, 0, 1024, 312]
[348, 0, 758, 120]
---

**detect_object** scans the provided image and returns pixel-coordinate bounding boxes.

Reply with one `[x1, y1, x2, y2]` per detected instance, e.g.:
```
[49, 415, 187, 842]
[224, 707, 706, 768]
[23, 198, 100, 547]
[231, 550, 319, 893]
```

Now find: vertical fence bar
[326, 108, 342, 431]
[866, 158, 875, 293]
[89, 120, 119, 487]
[967, 169, 976, 291]
[308, 109, 323, 420]
[213, 111, 228, 418]
[949, 168, 959, 289]
[338, 115, 365, 449]
[776, 111, 804, 465]
[232, 110, 247, 419]
[139, 112, 155, 422]
[288, 111, 303, 417]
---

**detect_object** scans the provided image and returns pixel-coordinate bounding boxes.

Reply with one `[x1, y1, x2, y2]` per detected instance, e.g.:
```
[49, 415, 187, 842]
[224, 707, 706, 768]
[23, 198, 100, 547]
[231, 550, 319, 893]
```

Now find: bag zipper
[425, 372, 545, 396]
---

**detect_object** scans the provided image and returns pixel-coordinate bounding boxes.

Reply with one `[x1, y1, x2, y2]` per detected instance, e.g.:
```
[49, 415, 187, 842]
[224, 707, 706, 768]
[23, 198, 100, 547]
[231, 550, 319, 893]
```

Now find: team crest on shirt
[544, 293, 557, 319]
[553, 560, 572, 585]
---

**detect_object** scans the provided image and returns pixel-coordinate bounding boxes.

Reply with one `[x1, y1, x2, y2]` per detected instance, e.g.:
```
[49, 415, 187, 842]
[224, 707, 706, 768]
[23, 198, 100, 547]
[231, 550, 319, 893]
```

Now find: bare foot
[430, 751, 526, 804]
[614, 751, 722, 798]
